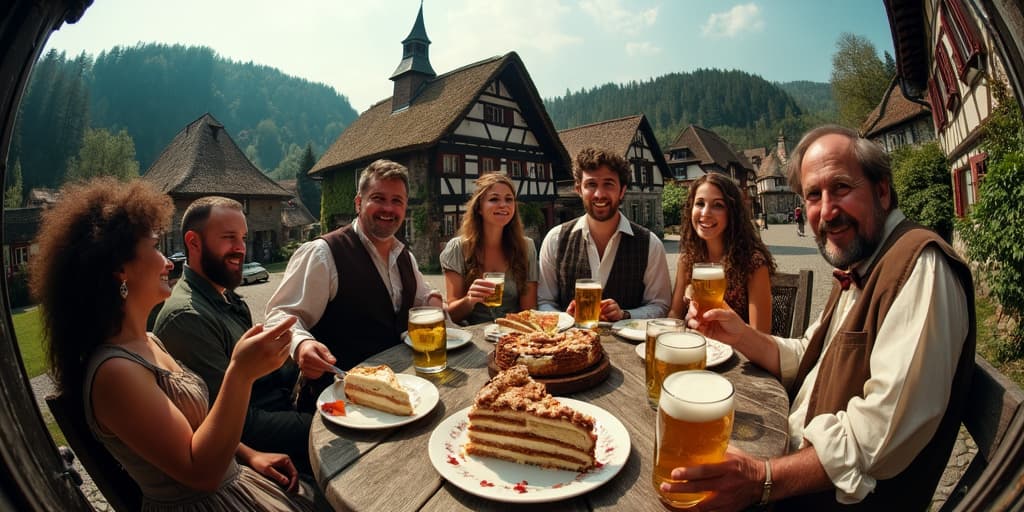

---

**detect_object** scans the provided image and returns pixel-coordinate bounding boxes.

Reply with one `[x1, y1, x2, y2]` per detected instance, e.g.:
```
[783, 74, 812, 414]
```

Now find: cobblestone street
[35, 222, 974, 510]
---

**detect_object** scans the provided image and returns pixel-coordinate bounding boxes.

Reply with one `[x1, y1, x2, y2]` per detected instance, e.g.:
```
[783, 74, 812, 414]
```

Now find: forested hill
[544, 69, 835, 151]
[10, 43, 357, 193]
[776, 80, 836, 117]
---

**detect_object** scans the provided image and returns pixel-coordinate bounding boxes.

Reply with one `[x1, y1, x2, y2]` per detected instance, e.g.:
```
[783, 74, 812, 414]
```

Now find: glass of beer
[650, 331, 706, 405]
[481, 272, 505, 308]
[645, 319, 686, 407]
[691, 263, 726, 318]
[408, 306, 447, 373]
[653, 370, 735, 508]
[573, 278, 602, 329]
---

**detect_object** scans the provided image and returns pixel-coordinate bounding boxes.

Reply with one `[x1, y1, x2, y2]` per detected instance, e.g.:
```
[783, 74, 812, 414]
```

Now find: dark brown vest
[782, 220, 976, 510]
[554, 217, 649, 311]
[310, 225, 417, 371]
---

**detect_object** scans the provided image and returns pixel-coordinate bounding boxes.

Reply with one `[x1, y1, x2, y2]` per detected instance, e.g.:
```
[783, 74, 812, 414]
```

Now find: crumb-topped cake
[466, 365, 596, 471]
[495, 310, 561, 334]
[343, 365, 414, 416]
[494, 328, 602, 376]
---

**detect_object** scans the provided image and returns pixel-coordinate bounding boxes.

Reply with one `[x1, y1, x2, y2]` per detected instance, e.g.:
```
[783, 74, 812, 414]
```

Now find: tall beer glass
[408, 306, 447, 373]
[654, 371, 734, 508]
[691, 263, 726, 318]
[574, 278, 602, 329]
[650, 331, 706, 405]
[645, 319, 686, 406]
[481, 272, 505, 308]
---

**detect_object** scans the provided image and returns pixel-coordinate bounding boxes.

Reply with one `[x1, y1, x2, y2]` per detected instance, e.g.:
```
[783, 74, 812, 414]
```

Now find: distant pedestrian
[795, 205, 805, 236]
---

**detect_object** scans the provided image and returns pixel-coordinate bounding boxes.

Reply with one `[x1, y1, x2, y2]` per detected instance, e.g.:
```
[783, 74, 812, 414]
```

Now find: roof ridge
[559, 114, 643, 133]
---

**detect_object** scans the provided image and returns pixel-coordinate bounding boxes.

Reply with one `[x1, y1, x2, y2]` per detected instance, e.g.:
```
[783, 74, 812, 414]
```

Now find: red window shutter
[935, 42, 961, 111]
[927, 80, 947, 129]
[943, 0, 984, 77]
[952, 168, 964, 217]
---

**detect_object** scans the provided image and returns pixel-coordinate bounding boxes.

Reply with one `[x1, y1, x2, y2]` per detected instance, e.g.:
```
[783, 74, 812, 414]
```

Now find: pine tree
[5, 160, 24, 208]
[296, 143, 321, 224]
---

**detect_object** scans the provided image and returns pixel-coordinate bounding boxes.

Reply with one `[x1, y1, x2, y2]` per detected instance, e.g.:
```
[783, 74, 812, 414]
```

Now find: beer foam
[410, 309, 444, 324]
[576, 281, 602, 290]
[655, 332, 705, 364]
[692, 266, 725, 281]
[659, 371, 734, 422]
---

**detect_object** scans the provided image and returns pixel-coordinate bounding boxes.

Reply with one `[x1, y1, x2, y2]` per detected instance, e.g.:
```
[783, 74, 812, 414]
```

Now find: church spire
[390, 2, 436, 112]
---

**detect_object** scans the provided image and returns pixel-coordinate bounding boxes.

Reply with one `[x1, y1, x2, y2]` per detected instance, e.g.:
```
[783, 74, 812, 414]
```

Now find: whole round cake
[494, 328, 602, 376]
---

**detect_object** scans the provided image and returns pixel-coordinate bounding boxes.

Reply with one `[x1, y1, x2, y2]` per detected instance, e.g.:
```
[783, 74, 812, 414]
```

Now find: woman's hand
[229, 316, 297, 382]
[247, 451, 298, 492]
[465, 278, 497, 305]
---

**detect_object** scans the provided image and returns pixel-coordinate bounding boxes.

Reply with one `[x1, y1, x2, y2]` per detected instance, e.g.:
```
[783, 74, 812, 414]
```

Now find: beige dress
[83, 339, 315, 511]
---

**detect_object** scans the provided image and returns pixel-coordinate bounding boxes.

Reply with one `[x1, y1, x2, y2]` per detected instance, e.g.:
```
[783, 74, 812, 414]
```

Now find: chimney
[390, 2, 436, 112]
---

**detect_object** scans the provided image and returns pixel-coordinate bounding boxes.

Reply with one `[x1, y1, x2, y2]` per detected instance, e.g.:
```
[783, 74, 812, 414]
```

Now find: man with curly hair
[537, 146, 671, 321]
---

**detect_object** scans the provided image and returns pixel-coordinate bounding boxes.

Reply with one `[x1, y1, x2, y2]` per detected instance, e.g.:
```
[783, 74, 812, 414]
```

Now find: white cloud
[701, 3, 764, 38]
[625, 41, 661, 57]
[579, 0, 658, 35]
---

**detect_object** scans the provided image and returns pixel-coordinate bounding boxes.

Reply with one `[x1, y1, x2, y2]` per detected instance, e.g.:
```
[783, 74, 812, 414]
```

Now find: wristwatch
[621, 310, 631, 320]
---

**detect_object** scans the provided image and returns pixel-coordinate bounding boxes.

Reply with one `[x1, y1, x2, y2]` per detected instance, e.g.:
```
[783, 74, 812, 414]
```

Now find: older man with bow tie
[673, 125, 976, 511]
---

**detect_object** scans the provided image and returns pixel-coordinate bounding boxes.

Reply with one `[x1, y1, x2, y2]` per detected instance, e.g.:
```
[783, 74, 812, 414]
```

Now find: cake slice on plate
[465, 365, 596, 471]
[343, 365, 414, 416]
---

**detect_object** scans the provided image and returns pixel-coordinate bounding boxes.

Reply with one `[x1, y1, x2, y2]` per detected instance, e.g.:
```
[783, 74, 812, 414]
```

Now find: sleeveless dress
[83, 338, 315, 511]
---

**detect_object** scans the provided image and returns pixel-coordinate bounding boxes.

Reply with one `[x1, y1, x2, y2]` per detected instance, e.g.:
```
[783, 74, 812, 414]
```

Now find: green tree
[65, 128, 140, 182]
[891, 142, 953, 241]
[957, 83, 1024, 357]
[295, 143, 321, 223]
[830, 33, 891, 127]
[5, 159, 23, 208]
[662, 180, 688, 227]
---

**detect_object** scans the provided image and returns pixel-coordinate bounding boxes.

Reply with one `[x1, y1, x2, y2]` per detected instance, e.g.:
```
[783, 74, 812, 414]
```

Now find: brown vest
[782, 220, 976, 510]
[554, 218, 649, 310]
[310, 225, 417, 371]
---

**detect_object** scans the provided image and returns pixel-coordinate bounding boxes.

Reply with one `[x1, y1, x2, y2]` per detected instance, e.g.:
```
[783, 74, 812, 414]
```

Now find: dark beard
[201, 243, 243, 290]
[814, 210, 885, 269]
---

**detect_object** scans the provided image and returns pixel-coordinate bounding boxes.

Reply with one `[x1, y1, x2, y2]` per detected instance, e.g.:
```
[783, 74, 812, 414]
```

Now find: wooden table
[309, 324, 790, 511]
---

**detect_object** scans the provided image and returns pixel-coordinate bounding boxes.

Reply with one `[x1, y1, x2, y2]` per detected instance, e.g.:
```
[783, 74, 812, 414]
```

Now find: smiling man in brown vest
[264, 159, 444, 407]
[671, 125, 975, 510]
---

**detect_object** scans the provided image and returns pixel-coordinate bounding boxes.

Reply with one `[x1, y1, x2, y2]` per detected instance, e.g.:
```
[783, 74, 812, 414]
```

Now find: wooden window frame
[509, 160, 523, 178]
[969, 153, 988, 201]
[935, 41, 961, 112]
[479, 156, 497, 174]
[941, 0, 985, 79]
[928, 78, 949, 130]
[442, 153, 463, 176]
[482, 103, 512, 127]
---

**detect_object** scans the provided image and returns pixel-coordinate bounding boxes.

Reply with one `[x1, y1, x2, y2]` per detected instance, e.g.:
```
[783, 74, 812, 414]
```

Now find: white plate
[483, 312, 574, 341]
[429, 398, 630, 503]
[610, 319, 648, 341]
[316, 374, 439, 430]
[403, 327, 472, 350]
[635, 338, 734, 367]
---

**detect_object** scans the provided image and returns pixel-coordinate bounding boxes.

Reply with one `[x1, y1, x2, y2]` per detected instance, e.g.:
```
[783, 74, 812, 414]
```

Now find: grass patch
[264, 261, 288, 273]
[975, 294, 1024, 389]
[13, 307, 46, 378]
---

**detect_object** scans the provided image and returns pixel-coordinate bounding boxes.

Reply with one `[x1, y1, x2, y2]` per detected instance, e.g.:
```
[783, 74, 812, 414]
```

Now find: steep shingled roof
[861, 79, 932, 138]
[143, 113, 291, 199]
[309, 52, 570, 177]
[277, 179, 317, 228]
[557, 115, 671, 177]
[667, 124, 751, 172]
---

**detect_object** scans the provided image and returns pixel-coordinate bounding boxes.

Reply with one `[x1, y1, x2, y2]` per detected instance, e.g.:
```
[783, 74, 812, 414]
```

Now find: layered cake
[494, 328, 602, 376]
[466, 365, 596, 471]
[343, 365, 414, 416]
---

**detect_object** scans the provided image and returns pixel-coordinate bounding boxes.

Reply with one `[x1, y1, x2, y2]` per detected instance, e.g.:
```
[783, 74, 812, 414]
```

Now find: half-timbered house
[862, 78, 936, 153]
[750, 133, 802, 221]
[664, 124, 757, 214]
[557, 115, 670, 235]
[309, 5, 570, 267]
[142, 113, 293, 262]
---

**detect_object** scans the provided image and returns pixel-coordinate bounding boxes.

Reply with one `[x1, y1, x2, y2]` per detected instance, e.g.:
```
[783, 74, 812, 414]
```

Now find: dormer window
[483, 103, 506, 126]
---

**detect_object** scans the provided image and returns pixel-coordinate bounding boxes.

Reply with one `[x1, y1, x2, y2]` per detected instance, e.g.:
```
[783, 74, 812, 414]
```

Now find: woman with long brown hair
[30, 178, 313, 510]
[668, 173, 776, 333]
[440, 173, 538, 324]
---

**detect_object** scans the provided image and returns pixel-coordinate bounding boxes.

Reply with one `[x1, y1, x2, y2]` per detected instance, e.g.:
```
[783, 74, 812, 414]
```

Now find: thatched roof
[143, 113, 291, 199]
[310, 52, 571, 178]
[862, 79, 931, 138]
[667, 124, 751, 173]
[277, 179, 317, 227]
[557, 114, 671, 179]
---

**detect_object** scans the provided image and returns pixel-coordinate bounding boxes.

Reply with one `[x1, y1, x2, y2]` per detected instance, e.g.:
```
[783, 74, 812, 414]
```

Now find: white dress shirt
[774, 210, 969, 503]
[537, 213, 671, 319]
[264, 219, 436, 358]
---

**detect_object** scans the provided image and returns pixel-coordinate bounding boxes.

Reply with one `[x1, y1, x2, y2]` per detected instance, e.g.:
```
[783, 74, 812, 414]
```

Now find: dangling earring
[120, 280, 128, 300]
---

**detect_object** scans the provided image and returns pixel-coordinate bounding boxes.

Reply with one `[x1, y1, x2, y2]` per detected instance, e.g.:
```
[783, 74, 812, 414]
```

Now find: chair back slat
[770, 270, 813, 338]
[45, 392, 142, 511]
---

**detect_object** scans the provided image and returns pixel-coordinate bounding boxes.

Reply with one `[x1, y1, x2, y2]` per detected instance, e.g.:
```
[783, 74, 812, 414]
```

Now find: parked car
[241, 262, 269, 285]
[168, 252, 186, 282]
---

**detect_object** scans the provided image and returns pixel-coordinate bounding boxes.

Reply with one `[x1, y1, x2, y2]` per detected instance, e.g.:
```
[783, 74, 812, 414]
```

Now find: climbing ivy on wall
[320, 170, 357, 227]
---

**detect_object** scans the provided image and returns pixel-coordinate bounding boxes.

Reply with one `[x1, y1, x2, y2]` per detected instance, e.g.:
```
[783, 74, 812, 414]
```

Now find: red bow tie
[833, 269, 862, 291]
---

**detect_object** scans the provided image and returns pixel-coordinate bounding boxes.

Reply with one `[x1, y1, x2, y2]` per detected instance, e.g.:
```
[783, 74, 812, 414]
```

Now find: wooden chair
[45, 392, 142, 512]
[940, 356, 1024, 511]
[770, 270, 813, 338]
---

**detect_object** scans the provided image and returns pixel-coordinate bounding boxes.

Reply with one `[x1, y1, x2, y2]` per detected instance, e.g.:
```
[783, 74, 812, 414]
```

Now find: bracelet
[760, 458, 773, 505]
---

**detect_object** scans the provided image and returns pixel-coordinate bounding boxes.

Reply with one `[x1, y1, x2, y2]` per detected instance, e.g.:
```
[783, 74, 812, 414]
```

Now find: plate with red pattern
[427, 398, 630, 503]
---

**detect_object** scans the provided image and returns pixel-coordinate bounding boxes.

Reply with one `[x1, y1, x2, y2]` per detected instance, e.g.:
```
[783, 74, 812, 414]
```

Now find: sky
[44, 0, 895, 113]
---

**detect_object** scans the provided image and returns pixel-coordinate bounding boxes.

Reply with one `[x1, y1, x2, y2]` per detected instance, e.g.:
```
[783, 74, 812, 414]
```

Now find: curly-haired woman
[668, 173, 776, 333]
[440, 173, 538, 324]
[30, 178, 314, 510]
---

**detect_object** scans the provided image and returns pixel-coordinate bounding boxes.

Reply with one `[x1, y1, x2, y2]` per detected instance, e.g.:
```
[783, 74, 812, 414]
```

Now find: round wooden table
[309, 323, 790, 511]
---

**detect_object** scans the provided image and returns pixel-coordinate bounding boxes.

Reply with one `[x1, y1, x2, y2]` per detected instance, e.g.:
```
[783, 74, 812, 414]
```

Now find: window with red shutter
[941, 0, 985, 80]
